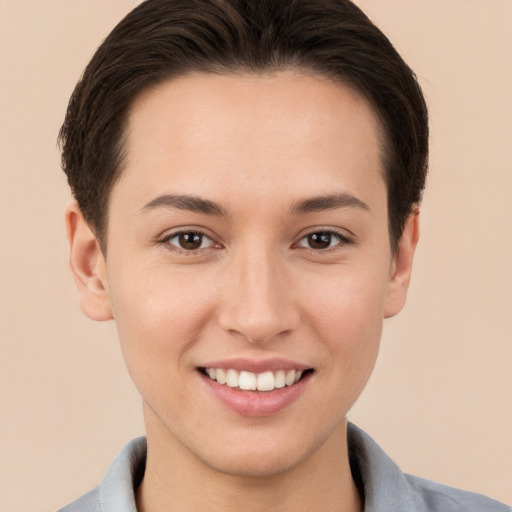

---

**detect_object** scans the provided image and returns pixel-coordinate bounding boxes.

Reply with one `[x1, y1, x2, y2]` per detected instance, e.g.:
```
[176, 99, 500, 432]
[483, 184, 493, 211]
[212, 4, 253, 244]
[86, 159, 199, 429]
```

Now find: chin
[193, 428, 333, 479]
[200, 447, 308, 478]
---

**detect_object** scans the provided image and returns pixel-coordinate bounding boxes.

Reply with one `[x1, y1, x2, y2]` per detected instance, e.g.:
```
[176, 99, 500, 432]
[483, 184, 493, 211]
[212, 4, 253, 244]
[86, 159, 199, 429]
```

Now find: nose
[217, 246, 300, 344]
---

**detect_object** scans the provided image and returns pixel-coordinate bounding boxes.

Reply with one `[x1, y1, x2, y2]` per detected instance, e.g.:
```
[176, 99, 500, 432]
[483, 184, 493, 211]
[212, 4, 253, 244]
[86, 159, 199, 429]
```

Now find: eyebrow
[291, 193, 370, 215]
[141, 194, 227, 216]
[141, 192, 370, 217]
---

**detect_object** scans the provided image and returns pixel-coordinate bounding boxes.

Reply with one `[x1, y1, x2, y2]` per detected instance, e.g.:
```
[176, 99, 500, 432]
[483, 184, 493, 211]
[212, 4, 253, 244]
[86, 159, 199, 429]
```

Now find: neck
[136, 410, 362, 512]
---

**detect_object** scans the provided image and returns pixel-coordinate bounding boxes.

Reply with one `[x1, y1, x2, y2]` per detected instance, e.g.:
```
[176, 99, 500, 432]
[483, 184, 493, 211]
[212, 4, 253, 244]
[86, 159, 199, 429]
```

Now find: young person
[58, 1, 510, 510]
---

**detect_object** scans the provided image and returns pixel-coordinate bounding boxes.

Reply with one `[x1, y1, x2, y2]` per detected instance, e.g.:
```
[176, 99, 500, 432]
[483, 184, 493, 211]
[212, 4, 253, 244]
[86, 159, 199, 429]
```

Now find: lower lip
[200, 371, 312, 417]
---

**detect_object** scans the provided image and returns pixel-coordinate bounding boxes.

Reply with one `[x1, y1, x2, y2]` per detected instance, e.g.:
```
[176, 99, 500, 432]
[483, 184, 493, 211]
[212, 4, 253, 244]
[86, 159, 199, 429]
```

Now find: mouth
[197, 358, 315, 416]
[199, 367, 314, 392]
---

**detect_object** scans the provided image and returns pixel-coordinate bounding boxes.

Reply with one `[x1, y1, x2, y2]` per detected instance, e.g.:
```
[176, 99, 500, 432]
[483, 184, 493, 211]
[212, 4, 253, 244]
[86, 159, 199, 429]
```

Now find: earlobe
[383, 209, 420, 319]
[65, 202, 113, 321]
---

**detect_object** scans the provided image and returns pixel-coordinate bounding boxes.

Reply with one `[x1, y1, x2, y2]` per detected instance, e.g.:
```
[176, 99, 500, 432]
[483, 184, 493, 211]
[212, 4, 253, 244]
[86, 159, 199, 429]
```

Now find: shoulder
[58, 486, 101, 512]
[405, 474, 511, 512]
[347, 423, 510, 512]
[58, 436, 146, 512]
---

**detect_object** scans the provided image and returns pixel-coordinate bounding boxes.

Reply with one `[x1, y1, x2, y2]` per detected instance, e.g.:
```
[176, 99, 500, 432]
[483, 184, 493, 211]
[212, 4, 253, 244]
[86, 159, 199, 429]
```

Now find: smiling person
[57, 1, 509, 512]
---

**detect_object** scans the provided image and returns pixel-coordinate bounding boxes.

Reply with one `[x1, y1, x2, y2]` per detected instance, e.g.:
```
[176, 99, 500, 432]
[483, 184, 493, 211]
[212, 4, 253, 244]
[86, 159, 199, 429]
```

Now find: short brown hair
[59, 0, 428, 252]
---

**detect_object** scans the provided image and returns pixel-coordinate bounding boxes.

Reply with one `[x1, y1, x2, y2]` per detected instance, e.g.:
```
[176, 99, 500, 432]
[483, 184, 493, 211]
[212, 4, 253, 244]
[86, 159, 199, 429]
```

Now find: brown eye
[179, 232, 203, 250]
[296, 231, 350, 250]
[307, 232, 333, 249]
[167, 231, 212, 251]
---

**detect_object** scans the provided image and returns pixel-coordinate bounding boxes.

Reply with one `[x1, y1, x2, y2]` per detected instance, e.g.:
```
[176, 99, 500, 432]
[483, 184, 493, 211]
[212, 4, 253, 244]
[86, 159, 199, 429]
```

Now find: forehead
[114, 71, 385, 213]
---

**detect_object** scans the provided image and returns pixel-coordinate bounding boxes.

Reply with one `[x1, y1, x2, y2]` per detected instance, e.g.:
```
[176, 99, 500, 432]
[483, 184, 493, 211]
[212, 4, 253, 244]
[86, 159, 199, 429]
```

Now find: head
[59, 0, 428, 255]
[61, 0, 428, 483]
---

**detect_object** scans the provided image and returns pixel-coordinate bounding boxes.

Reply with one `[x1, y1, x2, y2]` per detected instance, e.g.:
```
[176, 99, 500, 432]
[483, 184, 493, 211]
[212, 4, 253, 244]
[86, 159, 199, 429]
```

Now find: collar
[85, 423, 507, 512]
[97, 423, 416, 512]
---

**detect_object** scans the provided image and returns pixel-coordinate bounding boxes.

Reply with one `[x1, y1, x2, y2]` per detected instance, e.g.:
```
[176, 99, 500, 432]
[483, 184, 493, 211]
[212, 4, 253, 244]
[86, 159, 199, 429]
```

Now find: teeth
[274, 370, 286, 388]
[204, 367, 307, 391]
[216, 368, 226, 385]
[226, 369, 239, 388]
[285, 370, 296, 386]
[256, 371, 274, 391]
[239, 371, 257, 390]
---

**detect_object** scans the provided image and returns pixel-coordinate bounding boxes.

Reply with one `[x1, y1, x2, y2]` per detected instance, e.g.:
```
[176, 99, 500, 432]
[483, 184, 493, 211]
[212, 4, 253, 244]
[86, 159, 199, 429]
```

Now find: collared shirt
[59, 423, 510, 512]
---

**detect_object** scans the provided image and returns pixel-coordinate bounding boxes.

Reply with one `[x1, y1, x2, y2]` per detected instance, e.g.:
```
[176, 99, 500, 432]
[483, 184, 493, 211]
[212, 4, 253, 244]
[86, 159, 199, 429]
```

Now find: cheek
[110, 257, 212, 327]
[303, 266, 388, 332]
[106, 261, 217, 384]
[301, 269, 387, 380]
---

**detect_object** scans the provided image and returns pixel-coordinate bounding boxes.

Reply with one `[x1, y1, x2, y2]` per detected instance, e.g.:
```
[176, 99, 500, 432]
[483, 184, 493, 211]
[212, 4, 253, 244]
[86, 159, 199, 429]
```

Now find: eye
[165, 231, 215, 251]
[296, 231, 350, 250]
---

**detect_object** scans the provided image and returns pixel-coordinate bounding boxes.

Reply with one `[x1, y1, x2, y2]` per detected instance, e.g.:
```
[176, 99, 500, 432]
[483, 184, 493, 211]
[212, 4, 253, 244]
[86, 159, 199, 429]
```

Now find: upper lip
[199, 357, 312, 373]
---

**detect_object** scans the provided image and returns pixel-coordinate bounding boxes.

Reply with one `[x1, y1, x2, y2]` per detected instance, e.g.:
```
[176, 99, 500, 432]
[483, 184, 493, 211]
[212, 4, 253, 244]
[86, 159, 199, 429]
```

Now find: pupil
[179, 232, 202, 250]
[308, 232, 331, 249]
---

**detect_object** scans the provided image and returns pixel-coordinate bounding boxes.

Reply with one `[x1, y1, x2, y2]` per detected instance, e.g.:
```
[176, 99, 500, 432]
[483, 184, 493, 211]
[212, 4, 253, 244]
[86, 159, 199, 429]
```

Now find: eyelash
[158, 228, 353, 255]
[159, 229, 219, 254]
[295, 229, 353, 253]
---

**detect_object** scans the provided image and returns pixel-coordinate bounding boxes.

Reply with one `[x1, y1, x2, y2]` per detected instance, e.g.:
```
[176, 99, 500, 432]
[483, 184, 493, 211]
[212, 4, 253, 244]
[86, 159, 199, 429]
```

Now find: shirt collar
[348, 423, 416, 511]
[100, 435, 146, 512]
[98, 424, 417, 512]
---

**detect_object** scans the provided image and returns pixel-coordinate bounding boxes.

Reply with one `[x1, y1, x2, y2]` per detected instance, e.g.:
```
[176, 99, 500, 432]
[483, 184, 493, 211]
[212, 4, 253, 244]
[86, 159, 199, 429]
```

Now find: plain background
[1, 1, 511, 511]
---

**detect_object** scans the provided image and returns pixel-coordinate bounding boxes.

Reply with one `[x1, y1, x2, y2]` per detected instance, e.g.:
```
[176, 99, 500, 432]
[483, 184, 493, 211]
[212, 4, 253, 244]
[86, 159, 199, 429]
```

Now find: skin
[66, 71, 419, 512]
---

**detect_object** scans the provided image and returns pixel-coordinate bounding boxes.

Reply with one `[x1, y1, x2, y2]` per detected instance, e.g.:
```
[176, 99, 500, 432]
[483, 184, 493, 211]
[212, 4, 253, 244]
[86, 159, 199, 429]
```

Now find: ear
[383, 209, 420, 319]
[65, 201, 113, 321]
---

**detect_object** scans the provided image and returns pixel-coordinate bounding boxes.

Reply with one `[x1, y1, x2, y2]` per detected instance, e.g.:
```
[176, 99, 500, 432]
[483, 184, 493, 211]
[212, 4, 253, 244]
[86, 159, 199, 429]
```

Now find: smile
[202, 368, 308, 392]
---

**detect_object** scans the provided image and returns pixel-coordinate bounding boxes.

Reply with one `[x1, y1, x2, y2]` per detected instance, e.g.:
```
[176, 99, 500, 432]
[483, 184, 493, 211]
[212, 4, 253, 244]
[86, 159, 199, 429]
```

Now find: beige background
[1, 1, 511, 510]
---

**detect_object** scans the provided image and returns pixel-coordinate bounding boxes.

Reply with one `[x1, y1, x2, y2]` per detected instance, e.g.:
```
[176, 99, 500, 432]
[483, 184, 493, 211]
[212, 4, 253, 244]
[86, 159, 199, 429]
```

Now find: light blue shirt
[59, 423, 510, 511]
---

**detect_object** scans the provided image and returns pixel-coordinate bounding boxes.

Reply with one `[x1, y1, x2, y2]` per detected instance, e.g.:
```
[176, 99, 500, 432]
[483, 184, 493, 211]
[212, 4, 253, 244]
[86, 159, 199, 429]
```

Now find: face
[73, 71, 417, 477]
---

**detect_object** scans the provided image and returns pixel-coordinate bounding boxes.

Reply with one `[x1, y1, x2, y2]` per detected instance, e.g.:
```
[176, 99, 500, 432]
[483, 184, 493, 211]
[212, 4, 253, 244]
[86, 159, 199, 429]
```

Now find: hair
[59, 0, 428, 253]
